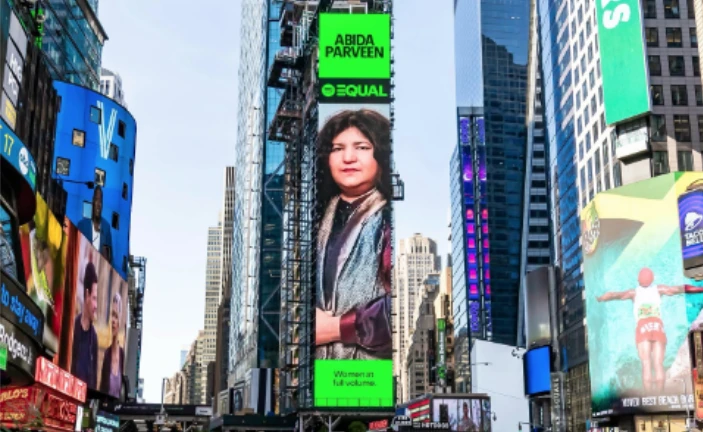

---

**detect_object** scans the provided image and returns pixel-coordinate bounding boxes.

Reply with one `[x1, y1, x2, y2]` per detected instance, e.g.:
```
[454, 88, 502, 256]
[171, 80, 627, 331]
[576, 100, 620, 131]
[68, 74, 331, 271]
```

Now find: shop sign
[0, 278, 44, 343]
[35, 357, 87, 403]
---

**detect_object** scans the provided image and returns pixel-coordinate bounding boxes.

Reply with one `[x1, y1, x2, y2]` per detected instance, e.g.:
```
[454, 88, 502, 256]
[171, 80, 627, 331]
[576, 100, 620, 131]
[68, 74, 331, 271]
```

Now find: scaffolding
[128, 255, 147, 387]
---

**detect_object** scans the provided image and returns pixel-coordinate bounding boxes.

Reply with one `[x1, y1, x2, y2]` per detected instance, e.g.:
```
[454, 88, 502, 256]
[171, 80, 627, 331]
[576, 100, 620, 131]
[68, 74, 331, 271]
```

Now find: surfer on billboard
[314, 108, 392, 361]
[596, 267, 703, 391]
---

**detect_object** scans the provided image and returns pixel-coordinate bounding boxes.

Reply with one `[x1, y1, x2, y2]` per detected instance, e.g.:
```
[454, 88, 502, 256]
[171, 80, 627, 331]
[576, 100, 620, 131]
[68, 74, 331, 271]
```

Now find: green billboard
[595, 0, 650, 125]
[314, 360, 393, 407]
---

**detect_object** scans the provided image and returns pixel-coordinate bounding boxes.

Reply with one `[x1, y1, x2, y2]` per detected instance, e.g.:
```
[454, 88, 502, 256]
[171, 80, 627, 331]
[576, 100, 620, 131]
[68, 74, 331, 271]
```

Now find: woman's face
[328, 127, 379, 199]
[111, 307, 119, 336]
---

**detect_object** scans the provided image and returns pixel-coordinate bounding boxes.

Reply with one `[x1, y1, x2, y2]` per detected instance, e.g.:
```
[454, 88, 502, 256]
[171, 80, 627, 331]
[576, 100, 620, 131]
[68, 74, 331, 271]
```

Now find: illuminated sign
[0, 316, 37, 377]
[0, 117, 36, 190]
[369, 419, 389, 431]
[437, 319, 446, 386]
[96, 411, 120, 432]
[1, 280, 43, 342]
[35, 357, 87, 403]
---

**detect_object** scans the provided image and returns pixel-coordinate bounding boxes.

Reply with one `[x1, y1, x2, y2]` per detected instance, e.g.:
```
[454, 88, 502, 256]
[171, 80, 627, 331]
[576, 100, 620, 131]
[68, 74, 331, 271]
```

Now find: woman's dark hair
[316, 109, 392, 209]
[84, 262, 98, 295]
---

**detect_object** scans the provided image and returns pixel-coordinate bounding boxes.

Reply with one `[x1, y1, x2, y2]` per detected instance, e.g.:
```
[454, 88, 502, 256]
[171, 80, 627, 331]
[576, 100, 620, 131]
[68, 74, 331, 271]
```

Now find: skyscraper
[451, 0, 531, 392]
[201, 220, 223, 404]
[100, 68, 127, 107]
[230, 0, 283, 391]
[394, 234, 440, 401]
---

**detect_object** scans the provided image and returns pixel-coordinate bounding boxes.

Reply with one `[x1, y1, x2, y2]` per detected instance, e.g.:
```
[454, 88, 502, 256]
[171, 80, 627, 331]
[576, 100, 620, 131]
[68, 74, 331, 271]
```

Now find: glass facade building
[42, 0, 107, 90]
[451, 0, 531, 391]
[230, 0, 282, 386]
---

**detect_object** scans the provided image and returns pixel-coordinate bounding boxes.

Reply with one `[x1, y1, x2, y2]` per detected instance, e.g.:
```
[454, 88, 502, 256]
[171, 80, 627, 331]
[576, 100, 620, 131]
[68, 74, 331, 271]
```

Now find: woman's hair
[112, 292, 122, 322]
[316, 109, 392, 209]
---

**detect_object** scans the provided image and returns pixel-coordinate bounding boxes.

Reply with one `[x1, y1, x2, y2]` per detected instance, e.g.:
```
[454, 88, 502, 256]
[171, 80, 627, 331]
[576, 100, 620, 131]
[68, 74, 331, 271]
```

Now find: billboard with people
[581, 172, 703, 416]
[63, 220, 128, 398]
[313, 12, 393, 408]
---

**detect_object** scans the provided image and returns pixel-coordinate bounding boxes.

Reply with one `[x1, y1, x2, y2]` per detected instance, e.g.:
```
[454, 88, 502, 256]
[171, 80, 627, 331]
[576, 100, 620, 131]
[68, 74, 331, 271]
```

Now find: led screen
[52, 82, 136, 280]
[581, 172, 703, 416]
[524, 346, 551, 395]
[431, 397, 491, 432]
[313, 13, 393, 409]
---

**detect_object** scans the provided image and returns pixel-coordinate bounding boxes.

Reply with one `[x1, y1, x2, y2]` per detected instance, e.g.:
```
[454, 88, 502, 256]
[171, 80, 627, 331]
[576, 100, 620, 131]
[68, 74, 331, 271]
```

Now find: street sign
[0, 343, 7, 370]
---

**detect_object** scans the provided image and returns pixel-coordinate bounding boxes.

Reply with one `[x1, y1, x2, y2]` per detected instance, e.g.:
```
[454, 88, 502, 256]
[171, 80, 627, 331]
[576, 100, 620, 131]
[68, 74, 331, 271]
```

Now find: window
[694, 56, 701, 76]
[651, 85, 665, 105]
[118, 120, 126, 138]
[56, 157, 70, 175]
[585, 131, 592, 151]
[651, 115, 667, 142]
[588, 43, 593, 62]
[671, 85, 689, 105]
[645, 0, 657, 17]
[122, 183, 128, 200]
[129, 159, 134, 176]
[679, 150, 694, 171]
[94, 168, 106, 186]
[601, 113, 606, 132]
[689, 0, 696, 17]
[646, 28, 659, 46]
[667, 28, 683, 47]
[603, 140, 610, 163]
[72, 129, 85, 147]
[674, 115, 691, 141]
[591, 95, 597, 115]
[599, 85, 604, 104]
[90, 106, 101, 124]
[593, 122, 600, 142]
[669, 56, 686, 76]
[665, 0, 681, 18]
[699, 115, 703, 141]
[649, 56, 662, 76]
[697, 85, 703, 106]
[652, 151, 670, 176]
[109, 143, 119, 161]
[692, 28, 698, 47]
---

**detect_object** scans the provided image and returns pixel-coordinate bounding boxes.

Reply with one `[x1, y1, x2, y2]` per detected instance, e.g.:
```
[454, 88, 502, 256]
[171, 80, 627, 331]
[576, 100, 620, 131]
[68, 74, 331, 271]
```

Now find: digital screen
[52, 82, 136, 280]
[431, 398, 491, 432]
[524, 346, 551, 395]
[581, 172, 703, 416]
[678, 184, 703, 273]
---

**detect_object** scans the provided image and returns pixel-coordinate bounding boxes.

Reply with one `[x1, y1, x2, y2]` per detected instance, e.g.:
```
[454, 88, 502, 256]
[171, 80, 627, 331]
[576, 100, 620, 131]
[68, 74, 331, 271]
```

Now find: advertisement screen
[524, 267, 552, 348]
[52, 82, 136, 280]
[524, 346, 551, 395]
[65, 221, 128, 398]
[581, 172, 703, 416]
[431, 397, 490, 432]
[19, 193, 69, 355]
[595, 0, 650, 125]
[313, 12, 393, 409]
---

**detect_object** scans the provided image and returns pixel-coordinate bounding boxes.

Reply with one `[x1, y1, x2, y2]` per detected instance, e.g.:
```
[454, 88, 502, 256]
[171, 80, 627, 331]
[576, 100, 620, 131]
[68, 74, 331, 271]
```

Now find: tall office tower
[230, 0, 283, 392]
[100, 68, 127, 107]
[194, 330, 206, 404]
[394, 234, 440, 401]
[451, 0, 531, 392]
[214, 166, 235, 406]
[202, 220, 223, 404]
[43, 0, 108, 90]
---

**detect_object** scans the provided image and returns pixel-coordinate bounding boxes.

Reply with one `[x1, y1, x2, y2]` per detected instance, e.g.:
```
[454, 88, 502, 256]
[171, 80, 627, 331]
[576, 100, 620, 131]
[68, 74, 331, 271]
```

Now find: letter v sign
[97, 100, 118, 160]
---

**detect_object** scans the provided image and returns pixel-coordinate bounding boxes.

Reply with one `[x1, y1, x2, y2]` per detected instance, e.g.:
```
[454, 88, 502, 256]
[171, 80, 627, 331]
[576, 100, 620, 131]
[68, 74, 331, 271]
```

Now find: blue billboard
[51, 82, 136, 279]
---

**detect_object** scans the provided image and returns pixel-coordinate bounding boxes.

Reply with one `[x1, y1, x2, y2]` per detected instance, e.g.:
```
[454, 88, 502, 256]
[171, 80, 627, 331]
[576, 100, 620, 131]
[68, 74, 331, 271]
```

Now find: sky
[98, 0, 456, 403]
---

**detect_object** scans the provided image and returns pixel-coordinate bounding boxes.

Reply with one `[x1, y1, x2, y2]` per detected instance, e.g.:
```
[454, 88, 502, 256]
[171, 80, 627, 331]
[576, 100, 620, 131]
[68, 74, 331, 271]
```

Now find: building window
[56, 157, 70, 175]
[651, 85, 664, 105]
[593, 122, 600, 142]
[129, 159, 134, 176]
[82, 201, 92, 219]
[649, 56, 662, 76]
[652, 151, 670, 176]
[645, 0, 657, 17]
[667, 28, 683, 47]
[651, 115, 667, 142]
[111, 212, 120, 230]
[699, 115, 703, 141]
[665, 0, 681, 17]
[94, 168, 106, 186]
[72, 129, 85, 147]
[646, 28, 659, 46]
[671, 85, 689, 105]
[692, 28, 698, 47]
[689, 0, 695, 17]
[122, 183, 128, 199]
[674, 115, 691, 141]
[697, 85, 703, 106]
[679, 150, 694, 171]
[669, 56, 686, 76]
[694, 56, 701, 76]
[109, 143, 119, 161]
[118, 120, 126, 138]
[90, 106, 101, 124]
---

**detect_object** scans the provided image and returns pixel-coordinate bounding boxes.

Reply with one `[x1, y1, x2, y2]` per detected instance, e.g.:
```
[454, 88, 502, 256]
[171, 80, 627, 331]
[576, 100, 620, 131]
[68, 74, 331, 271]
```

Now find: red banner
[35, 356, 87, 403]
[0, 385, 79, 431]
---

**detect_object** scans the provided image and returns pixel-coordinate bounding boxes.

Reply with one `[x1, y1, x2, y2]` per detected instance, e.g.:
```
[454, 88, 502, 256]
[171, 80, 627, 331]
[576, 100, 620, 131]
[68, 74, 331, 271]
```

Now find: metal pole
[161, 377, 167, 414]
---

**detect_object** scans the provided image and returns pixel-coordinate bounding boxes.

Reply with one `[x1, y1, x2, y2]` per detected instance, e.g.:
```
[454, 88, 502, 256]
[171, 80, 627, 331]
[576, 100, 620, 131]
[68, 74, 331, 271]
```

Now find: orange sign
[369, 419, 389, 430]
[35, 356, 87, 403]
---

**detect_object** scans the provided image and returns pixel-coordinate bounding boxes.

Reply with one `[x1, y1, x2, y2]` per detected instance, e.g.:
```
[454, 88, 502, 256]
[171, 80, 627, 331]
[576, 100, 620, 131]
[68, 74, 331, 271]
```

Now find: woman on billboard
[596, 267, 703, 392]
[314, 108, 392, 361]
[100, 292, 124, 397]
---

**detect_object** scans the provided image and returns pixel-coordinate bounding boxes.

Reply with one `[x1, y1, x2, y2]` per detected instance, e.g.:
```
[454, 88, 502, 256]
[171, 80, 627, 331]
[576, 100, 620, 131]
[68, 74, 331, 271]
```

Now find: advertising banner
[313, 12, 393, 409]
[95, 411, 120, 432]
[524, 267, 553, 348]
[437, 319, 447, 387]
[52, 82, 137, 280]
[431, 397, 491, 432]
[581, 172, 703, 416]
[65, 221, 128, 398]
[690, 331, 703, 419]
[19, 193, 69, 355]
[594, 0, 650, 125]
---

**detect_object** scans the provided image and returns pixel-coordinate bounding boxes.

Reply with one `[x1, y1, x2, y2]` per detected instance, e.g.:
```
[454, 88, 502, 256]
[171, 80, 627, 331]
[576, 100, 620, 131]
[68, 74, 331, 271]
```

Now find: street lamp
[674, 378, 692, 431]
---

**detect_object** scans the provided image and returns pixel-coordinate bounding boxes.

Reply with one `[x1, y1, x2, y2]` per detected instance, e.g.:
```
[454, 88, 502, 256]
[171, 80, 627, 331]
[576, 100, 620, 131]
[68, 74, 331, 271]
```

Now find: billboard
[313, 12, 393, 409]
[431, 397, 491, 432]
[524, 346, 551, 395]
[581, 172, 703, 416]
[19, 194, 69, 355]
[524, 266, 553, 348]
[595, 0, 650, 125]
[52, 81, 137, 280]
[64, 220, 128, 398]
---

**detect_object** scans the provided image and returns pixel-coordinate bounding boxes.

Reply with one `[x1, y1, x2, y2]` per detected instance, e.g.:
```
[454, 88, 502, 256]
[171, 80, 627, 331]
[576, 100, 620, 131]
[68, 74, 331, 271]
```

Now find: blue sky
[98, 0, 456, 403]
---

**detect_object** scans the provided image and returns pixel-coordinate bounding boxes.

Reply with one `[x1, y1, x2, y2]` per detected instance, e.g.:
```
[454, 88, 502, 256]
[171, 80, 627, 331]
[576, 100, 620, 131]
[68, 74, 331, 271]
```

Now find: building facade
[394, 234, 440, 401]
[100, 68, 126, 107]
[202, 221, 223, 404]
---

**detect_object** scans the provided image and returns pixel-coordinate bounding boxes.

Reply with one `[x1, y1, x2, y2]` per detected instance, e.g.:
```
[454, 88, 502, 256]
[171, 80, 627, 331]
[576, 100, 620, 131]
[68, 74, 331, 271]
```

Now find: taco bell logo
[685, 212, 703, 232]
